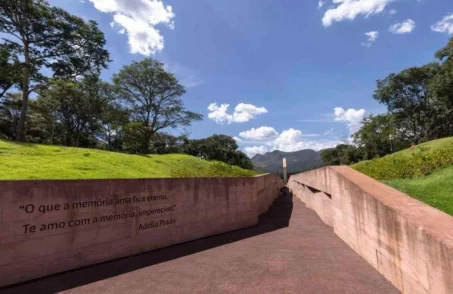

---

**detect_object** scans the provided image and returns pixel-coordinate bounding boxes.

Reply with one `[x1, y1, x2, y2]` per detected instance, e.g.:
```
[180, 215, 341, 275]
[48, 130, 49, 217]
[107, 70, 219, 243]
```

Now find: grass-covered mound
[351, 137, 453, 216]
[352, 137, 453, 180]
[384, 166, 453, 216]
[0, 139, 259, 180]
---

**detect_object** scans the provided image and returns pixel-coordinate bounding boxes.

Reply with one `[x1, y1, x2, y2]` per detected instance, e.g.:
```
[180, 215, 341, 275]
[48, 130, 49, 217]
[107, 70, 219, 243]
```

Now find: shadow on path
[0, 192, 294, 294]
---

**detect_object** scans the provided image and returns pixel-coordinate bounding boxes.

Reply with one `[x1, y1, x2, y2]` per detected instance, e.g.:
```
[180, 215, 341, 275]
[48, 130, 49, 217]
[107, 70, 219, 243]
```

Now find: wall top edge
[0, 173, 281, 184]
[290, 166, 453, 246]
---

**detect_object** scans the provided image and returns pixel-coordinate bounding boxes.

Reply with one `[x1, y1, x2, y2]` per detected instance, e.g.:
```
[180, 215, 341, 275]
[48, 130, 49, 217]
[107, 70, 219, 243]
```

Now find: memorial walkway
[1, 193, 399, 294]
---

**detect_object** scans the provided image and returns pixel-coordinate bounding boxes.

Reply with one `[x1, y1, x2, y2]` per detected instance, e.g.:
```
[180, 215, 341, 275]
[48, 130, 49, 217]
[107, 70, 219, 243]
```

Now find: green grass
[384, 166, 453, 216]
[352, 136, 453, 170]
[0, 139, 259, 180]
[351, 137, 453, 180]
[350, 137, 453, 216]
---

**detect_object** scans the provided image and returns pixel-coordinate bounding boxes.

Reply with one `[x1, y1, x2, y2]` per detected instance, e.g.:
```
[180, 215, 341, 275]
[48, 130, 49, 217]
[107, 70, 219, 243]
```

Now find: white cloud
[431, 14, 453, 35]
[318, 0, 326, 9]
[233, 136, 242, 142]
[239, 127, 340, 156]
[239, 126, 278, 141]
[244, 146, 269, 157]
[89, 0, 175, 56]
[322, 0, 394, 27]
[207, 103, 268, 124]
[272, 128, 338, 152]
[334, 107, 366, 134]
[389, 19, 415, 34]
[361, 31, 379, 47]
[388, 9, 397, 15]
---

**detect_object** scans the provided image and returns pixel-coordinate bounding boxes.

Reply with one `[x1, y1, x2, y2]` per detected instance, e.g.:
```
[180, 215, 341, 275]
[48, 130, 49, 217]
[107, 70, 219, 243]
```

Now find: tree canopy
[322, 36, 453, 167]
[0, 0, 110, 141]
[113, 58, 203, 153]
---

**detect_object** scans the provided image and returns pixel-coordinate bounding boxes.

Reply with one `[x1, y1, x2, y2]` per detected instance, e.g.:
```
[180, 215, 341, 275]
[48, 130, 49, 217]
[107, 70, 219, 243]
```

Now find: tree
[183, 135, 254, 170]
[353, 114, 410, 159]
[373, 64, 440, 144]
[122, 122, 149, 154]
[0, 44, 21, 99]
[149, 132, 187, 154]
[0, 92, 22, 139]
[113, 58, 202, 153]
[428, 36, 453, 137]
[36, 78, 109, 147]
[320, 144, 363, 166]
[0, 0, 110, 141]
[99, 103, 129, 151]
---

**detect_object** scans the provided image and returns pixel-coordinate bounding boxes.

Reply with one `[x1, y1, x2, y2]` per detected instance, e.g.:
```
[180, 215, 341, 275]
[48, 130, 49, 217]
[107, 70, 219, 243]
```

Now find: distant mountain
[252, 149, 325, 175]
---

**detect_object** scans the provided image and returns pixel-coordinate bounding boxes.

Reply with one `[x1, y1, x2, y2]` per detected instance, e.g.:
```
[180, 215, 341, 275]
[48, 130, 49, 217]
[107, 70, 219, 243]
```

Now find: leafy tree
[320, 144, 364, 166]
[122, 122, 149, 154]
[36, 78, 109, 147]
[353, 114, 410, 159]
[428, 36, 453, 137]
[0, 44, 21, 99]
[320, 148, 340, 166]
[373, 64, 440, 144]
[0, 0, 110, 141]
[183, 135, 254, 170]
[232, 150, 254, 170]
[0, 92, 22, 139]
[99, 103, 129, 151]
[113, 58, 202, 153]
[149, 132, 187, 154]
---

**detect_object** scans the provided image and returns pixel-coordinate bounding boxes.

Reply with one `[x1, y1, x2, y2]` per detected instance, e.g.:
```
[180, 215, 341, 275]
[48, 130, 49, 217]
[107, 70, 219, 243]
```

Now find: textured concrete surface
[1, 192, 399, 294]
[0, 175, 282, 287]
[289, 166, 453, 294]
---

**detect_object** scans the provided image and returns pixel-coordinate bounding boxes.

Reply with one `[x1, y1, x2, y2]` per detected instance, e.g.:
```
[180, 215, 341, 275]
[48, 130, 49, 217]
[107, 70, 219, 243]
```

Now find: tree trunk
[16, 44, 30, 142]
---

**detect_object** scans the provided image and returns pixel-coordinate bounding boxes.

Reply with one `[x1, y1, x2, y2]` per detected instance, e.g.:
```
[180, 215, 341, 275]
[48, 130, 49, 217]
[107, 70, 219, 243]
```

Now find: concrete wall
[0, 174, 282, 287]
[288, 166, 453, 294]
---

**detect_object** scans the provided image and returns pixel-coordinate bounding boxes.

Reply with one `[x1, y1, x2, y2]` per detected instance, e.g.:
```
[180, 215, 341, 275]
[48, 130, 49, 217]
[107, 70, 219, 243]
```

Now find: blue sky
[50, 0, 453, 156]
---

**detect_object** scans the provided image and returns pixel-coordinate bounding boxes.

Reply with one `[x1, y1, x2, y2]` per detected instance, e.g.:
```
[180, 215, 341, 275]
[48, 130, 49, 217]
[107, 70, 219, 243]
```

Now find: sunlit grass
[0, 139, 259, 180]
[384, 166, 453, 216]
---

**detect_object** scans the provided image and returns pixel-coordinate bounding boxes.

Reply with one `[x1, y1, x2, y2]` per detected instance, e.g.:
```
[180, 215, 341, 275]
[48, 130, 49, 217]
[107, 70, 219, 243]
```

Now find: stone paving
[1, 193, 399, 294]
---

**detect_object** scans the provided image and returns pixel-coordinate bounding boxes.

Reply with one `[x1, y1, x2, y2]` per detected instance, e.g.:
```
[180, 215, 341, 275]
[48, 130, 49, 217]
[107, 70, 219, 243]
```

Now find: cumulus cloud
[239, 126, 278, 141]
[431, 14, 453, 35]
[334, 107, 366, 134]
[244, 146, 269, 157]
[362, 31, 379, 47]
[318, 0, 326, 9]
[389, 19, 415, 34]
[88, 0, 175, 56]
[207, 103, 268, 124]
[272, 128, 335, 152]
[322, 0, 394, 27]
[240, 127, 340, 156]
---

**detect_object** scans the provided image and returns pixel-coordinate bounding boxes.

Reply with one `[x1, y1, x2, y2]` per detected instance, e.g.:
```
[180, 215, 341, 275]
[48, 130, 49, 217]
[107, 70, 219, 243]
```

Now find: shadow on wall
[0, 191, 293, 294]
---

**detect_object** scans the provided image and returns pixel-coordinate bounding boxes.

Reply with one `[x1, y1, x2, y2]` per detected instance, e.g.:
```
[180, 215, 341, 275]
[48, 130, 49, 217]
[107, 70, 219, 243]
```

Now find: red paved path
[1, 193, 399, 294]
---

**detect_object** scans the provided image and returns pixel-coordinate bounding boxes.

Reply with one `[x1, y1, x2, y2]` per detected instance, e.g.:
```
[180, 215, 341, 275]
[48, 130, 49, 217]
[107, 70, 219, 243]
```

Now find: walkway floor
[1, 193, 399, 294]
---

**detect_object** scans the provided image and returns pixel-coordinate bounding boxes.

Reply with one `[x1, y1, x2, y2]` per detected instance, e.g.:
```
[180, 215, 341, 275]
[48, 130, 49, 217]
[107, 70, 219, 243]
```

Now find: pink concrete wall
[0, 174, 282, 287]
[288, 166, 453, 294]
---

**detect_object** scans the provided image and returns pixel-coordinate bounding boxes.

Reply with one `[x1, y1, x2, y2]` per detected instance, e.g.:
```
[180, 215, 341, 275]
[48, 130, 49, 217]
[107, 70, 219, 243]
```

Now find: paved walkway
[1, 193, 399, 294]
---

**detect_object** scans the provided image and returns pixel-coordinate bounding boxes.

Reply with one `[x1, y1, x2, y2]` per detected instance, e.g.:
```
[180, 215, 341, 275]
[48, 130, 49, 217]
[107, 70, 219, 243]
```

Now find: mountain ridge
[251, 149, 325, 175]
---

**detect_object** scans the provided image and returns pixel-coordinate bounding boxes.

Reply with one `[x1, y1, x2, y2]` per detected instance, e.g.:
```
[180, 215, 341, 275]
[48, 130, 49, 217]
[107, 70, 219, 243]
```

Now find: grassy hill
[384, 166, 453, 216]
[352, 137, 453, 180]
[0, 140, 259, 180]
[351, 137, 453, 216]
